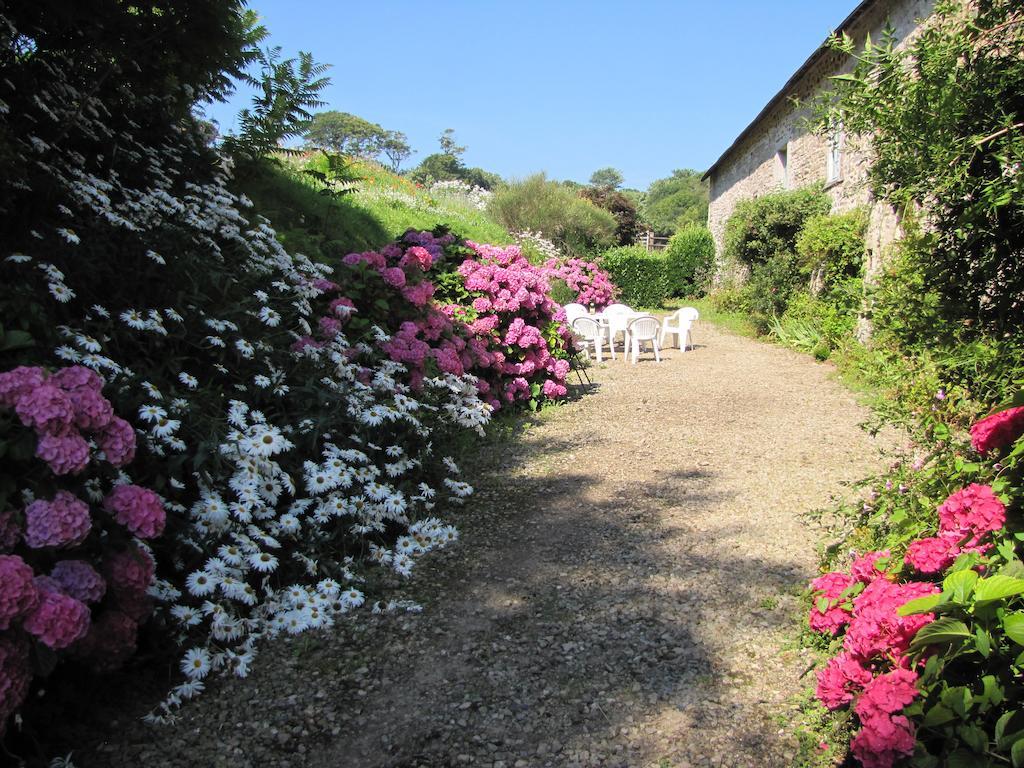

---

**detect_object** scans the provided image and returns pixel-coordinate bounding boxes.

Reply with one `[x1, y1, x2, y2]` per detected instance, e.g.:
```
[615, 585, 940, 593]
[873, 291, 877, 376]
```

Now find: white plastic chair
[563, 303, 587, 324]
[660, 307, 698, 350]
[571, 316, 606, 363]
[627, 315, 661, 364]
[603, 304, 634, 357]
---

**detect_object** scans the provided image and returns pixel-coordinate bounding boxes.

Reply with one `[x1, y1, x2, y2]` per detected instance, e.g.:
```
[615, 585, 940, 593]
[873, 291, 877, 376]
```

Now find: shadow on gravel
[57, 399, 809, 768]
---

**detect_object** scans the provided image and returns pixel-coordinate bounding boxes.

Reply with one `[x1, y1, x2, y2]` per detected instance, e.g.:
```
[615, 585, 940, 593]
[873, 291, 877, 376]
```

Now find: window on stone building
[776, 145, 789, 188]
[827, 120, 844, 184]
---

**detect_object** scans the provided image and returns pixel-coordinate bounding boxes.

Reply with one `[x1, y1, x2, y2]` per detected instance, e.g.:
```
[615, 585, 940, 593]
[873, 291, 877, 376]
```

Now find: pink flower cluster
[970, 405, 1024, 456]
[0, 365, 135, 474]
[904, 484, 1005, 575]
[308, 231, 573, 411]
[103, 484, 166, 540]
[542, 257, 617, 309]
[24, 490, 91, 548]
[810, 550, 937, 768]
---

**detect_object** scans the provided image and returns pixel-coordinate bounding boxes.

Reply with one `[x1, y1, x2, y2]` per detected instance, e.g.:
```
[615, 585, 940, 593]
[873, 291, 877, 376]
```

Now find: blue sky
[204, 0, 860, 190]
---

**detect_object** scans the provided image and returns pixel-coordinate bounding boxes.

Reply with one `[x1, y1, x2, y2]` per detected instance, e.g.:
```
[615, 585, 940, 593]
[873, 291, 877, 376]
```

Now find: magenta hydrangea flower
[22, 589, 91, 649]
[937, 484, 1005, 545]
[51, 560, 106, 604]
[0, 632, 31, 735]
[903, 533, 963, 575]
[35, 430, 91, 475]
[843, 579, 939, 660]
[0, 366, 45, 408]
[50, 365, 104, 393]
[14, 383, 75, 434]
[97, 415, 136, 467]
[104, 545, 155, 620]
[24, 490, 92, 548]
[850, 551, 890, 584]
[970, 406, 1024, 456]
[66, 386, 114, 431]
[103, 484, 166, 540]
[854, 668, 920, 722]
[0, 555, 40, 630]
[382, 266, 406, 288]
[816, 651, 873, 710]
[850, 712, 916, 768]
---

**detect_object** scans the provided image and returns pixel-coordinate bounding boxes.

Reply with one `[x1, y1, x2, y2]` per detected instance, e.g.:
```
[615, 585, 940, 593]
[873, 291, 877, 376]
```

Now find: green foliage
[664, 224, 715, 297]
[773, 283, 862, 360]
[598, 246, 669, 308]
[438, 127, 466, 158]
[226, 47, 330, 161]
[796, 209, 866, 291]
[487, 174, 618, 257]
[408, 153, 501, 191]
[303, 110, 386, 156]
[589, 167, 624, 189]
[579, 186, 642, 246]
[722, 185, 831, 268]
[642, 169, 709, 235]
[821, 0, 1024, 340]
[546, 278, 577, 307]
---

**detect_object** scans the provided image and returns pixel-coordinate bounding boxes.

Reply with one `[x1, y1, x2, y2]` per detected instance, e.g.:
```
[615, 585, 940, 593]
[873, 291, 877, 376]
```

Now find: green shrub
[795, 209, 866, 291]
[546, 277, 577, 307]
[722, 185, 831, 268]
[487, 174, 618, 257]
[598, 245, 669, 307]
[742, 251, 805, 330]
[664, 224, 715, 297]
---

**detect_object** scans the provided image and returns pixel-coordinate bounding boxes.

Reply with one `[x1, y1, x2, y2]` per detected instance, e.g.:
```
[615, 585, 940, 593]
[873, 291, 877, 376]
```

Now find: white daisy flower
[180, 647, 211, 680]
[151, 417, 181, 438]
[205, 336, 226, 348]
[257, 307, 281, 327]
[185, 571, 217, 597]
[49, 283, 74, 302]
[141, 381, 163, 400]
[178, 372, 198, 389]
[5, 253, 31, 264]
[91, 304, 110, 318]
[74, 334, 101, 352]
[138, 404, 167, 423]
[164, 307, 184, 323]
[146, 250, 166, 265]
[55, 345, 81, 362]
[121, 309, 147, 329]
[253, 374, 271, 388]
[253, 290, 269, 302]
[234, 339, 255, 359]
[248, 551, 279, 573]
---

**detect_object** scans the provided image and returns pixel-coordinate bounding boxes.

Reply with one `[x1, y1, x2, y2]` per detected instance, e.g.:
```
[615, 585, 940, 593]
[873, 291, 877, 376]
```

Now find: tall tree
[589, 167, 624, 190]
[303, 110, 386, 157]
[379, 130, 414, 171]
[439, 127, 466, 158]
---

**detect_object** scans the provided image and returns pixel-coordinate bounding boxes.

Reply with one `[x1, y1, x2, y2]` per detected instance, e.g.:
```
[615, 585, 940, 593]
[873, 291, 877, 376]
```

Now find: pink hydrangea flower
[50, 365, 104, 393]
[0, 555, 40, 630]
[0, 633, 31, 735]
[382, 266, 407, 288]
[23, 491, 92, 548]
[970, 406, 1024, 456]
[103, 484, 166, 539]
[0, 366, 45, 408]
[854, 668, 920, 722]
[22, 589, 91, 649]
[816, 651, 874, 710]
[35, 430, 91, 475]
[843, 579, 939, 660]
[904, 533, 962, 575]
[937, 484, 1005, 545]
[65, 387, 114, 431]
[850, 713, 917, 768]
[14, 383, 75, 434]
[104, 546, 155, 620]
[851, 551, 891, 584]
[51, 560, 106, 604]
[400, 245, 434, 271]
[97, 415, 137, 467]
[809, 573, 856, 635]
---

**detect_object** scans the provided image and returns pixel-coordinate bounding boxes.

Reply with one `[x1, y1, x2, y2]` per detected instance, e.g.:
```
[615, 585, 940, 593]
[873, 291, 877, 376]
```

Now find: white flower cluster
[428, 179, 493, 210]
[513, 230, 563, 262]
[0, 16, 494, 727]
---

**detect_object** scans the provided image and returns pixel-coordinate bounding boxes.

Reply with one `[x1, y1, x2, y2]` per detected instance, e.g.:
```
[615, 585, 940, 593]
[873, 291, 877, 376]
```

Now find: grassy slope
[238, 155, 511, 264]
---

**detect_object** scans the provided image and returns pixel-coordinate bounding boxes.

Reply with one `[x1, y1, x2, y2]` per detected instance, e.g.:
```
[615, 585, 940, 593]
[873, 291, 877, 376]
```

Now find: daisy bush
[806, 402, 1024, 767]
[0, 2, 571, 741]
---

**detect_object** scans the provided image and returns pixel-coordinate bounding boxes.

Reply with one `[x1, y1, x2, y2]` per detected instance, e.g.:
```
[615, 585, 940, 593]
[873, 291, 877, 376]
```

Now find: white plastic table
[591, 310, 645, 359]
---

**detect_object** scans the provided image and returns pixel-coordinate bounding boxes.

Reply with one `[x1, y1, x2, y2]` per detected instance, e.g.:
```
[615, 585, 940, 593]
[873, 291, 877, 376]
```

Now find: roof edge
[701, 0, 876, 182]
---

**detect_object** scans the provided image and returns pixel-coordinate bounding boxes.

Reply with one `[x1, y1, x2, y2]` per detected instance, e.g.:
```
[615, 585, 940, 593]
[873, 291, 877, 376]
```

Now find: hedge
[598, 245, 669, 307]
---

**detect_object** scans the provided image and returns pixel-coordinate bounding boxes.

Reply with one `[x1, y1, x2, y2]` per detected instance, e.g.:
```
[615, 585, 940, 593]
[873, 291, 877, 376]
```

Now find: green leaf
[979, 675, 1003, 709]
[947, 750, 983, 768]
[941, 686, 973, 718]
[922, 703, 957, 727]
[958, 724, 987, 754]
[899, 593, 943, 616]
[0, 329, 34, 352]
[1004, 613, 1024, 645]
[975, 575, 1024, 605]
[910, 618, 972, 652]
[976, 627, 991, 658]
[1001, 559, 1024, 580]
[944, 569, 979, 603]
[996, 710, 1017, 746]
[1013, 738, 1024, 768]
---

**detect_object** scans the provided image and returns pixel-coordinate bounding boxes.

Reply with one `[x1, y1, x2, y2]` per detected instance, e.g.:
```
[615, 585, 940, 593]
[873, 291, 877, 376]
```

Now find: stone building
[702, 0, 937, 276]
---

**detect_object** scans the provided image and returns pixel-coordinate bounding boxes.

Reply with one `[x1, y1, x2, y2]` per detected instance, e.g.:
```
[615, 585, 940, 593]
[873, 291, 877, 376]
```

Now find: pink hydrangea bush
[0, 365, 164, 734]
[542, 257, 618, 310]
[969, 405, 1024, 456]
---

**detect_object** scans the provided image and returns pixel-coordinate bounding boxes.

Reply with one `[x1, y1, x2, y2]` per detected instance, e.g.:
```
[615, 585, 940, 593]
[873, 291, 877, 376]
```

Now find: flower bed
[807, 404, 1024, 767]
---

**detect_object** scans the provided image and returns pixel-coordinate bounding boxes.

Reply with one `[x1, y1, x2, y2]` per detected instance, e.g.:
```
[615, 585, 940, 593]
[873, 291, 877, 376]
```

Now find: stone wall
[706, 0, 937, 278]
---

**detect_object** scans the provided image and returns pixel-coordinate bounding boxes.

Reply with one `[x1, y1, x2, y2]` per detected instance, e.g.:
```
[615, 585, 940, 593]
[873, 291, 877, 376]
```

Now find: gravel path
[80, 322, 893, 768]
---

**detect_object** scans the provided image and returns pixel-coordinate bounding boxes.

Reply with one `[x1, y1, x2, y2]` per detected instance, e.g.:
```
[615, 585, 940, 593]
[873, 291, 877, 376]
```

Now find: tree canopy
[642, 169, 709, 235]
[589, 167, 624, 190]
[303, 111, 386, 157]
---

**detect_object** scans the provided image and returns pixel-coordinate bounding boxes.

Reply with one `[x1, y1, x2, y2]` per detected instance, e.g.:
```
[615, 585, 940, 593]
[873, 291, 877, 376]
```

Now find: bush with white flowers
[0, 4, 516, 736]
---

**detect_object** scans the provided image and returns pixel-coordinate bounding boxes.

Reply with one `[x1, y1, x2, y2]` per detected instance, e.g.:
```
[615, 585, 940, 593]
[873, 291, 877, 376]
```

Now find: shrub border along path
[79, 322, 896, 768]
